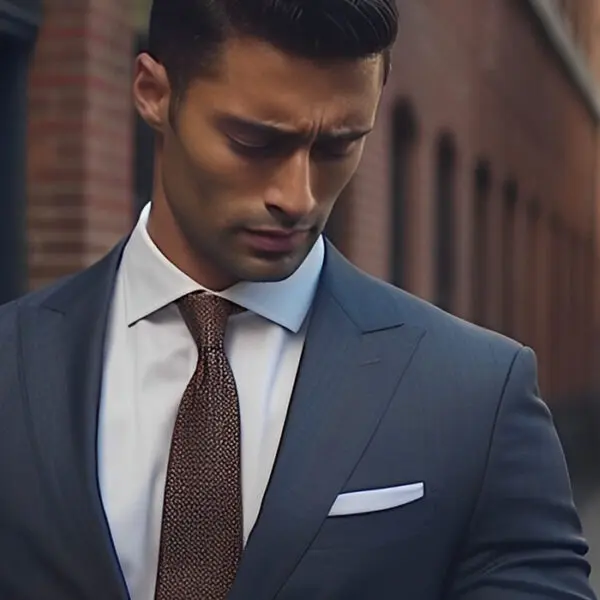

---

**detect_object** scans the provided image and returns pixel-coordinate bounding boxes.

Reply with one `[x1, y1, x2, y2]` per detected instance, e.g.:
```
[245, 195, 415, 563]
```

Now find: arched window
[501, 180, 518, 335]
[525, 201, 541, 344]
[390, 101, 417, 288]
[472, 161, 491, 325]
[434, 134, 457, 312]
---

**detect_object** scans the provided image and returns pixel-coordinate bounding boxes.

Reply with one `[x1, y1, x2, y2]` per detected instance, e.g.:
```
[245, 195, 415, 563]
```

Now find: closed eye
[227, 135, 285, 158]
[227, 134, 271, 149]
[312, 140, 358, 160]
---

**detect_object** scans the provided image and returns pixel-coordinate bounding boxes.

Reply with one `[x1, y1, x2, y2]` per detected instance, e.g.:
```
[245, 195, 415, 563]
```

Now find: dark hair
[148, 0, 398, 97]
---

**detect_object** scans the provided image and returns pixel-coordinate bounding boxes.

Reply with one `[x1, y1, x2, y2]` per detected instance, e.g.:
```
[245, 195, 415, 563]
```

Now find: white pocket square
[328, 482, 425, 517]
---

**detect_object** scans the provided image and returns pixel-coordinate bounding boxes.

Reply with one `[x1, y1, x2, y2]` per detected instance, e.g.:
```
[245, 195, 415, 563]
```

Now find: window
[390, 101, 417, 288]
[501, 181, 517, 335]
[472, 161, 491, 325]
[434, 134, 456, 313]
[525, 201, 540, 344]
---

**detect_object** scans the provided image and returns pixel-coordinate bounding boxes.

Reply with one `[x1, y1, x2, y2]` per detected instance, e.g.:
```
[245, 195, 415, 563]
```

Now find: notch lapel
[228, 249, 426, 600]
[18, 242, 129, 599]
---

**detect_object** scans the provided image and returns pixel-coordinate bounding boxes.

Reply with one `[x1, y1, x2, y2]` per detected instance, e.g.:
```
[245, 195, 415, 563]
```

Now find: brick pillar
[572, 237, 586, 394]
[553, 224, 569, 401]
[587, 239, 599, 393]
[27, 0, 135, 290]
[548, 223, 560, 400]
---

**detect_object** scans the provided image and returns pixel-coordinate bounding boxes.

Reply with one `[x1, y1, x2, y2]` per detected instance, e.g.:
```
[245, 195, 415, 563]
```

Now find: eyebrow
[214, 113, 373, 143]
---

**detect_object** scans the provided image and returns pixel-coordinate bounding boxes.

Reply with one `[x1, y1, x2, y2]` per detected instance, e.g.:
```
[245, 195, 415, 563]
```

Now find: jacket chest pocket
[309, 489, 436, 551]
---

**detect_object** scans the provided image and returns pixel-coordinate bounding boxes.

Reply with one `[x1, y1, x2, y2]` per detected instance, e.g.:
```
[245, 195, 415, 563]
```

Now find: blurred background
[2, 0, 600, 589]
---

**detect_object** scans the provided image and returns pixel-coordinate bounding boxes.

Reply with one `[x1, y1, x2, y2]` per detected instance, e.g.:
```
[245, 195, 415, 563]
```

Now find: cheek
[173, 113, 245, 188]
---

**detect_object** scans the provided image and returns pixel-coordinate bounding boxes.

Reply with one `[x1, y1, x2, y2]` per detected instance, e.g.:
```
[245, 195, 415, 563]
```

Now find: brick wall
[27, 0, 135, 289]
[27, 0, 600, 402]
[344, 0, 599, 402]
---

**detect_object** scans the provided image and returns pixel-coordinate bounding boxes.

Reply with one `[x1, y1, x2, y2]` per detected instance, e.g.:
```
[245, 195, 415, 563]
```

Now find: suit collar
[38, 238, 127, 316]
[37, 235, 405, 336]
[320, 242, 407, 333]
[18, 239, 130, 599]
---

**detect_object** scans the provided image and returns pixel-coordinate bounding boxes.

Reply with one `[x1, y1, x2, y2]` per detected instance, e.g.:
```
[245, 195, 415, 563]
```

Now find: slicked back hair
[148, 0, 399, 101]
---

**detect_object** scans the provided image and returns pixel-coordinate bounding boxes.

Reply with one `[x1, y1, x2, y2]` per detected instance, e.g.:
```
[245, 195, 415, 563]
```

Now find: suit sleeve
[448, 346, 596, 600]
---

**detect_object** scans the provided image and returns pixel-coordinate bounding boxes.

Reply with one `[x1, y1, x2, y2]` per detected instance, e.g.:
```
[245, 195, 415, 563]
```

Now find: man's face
[136, 37, 383, 288]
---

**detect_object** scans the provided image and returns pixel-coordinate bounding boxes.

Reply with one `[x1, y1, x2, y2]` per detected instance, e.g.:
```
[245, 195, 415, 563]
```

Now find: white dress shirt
[98, 203, 324, 600]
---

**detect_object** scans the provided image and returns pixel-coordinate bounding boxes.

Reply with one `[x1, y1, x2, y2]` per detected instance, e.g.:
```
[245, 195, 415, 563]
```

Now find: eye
[312, 139, 357, 160]
[228, 134, 269, 150]
[226, 134, 281, 158]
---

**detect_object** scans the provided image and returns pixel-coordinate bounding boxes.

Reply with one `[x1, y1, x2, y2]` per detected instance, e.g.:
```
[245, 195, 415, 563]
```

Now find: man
[0, 0, 595, 598]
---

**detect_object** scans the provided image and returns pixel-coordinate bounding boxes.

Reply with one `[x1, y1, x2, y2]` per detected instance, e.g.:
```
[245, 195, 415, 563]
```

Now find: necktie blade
[155, 292, 243, 600]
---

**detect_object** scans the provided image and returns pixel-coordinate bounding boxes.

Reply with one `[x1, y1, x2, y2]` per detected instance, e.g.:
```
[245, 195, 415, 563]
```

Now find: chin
[233, 253, 305, 283]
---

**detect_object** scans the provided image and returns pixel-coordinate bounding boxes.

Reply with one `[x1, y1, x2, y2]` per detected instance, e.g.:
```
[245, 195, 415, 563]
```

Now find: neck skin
[146, 153, 236, 292]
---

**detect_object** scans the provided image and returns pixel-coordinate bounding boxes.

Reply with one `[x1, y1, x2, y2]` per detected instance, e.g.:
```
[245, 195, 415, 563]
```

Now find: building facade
[339, 0, 600, 409]
[18, 3, 600, 400]
[26, 0, 135, 291]
[19, 0, 600, 423]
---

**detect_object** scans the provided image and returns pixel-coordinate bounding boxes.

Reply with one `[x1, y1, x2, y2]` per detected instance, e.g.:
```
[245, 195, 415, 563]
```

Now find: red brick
[341, 0, 599, 402]
[27, 0, 134, 288]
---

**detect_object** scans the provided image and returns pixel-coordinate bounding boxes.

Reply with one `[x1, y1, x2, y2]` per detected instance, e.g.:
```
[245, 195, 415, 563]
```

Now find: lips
[241, 229, 309, 253]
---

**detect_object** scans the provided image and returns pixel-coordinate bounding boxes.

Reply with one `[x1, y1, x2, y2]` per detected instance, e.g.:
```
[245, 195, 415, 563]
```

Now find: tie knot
[177, 292, 239, 350]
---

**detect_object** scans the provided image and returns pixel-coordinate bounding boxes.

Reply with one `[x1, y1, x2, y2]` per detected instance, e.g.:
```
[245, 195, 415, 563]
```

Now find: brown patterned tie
[155, 292, 243, 600]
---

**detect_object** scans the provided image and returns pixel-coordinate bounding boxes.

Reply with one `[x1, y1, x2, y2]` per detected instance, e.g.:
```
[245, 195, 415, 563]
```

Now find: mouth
[240, 228, 310, 254]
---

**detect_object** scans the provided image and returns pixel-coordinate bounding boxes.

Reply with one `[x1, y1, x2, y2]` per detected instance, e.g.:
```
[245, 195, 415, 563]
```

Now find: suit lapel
[17, 237, 424, 600]
[228, 246, 426, 600]
[18, 242, 129, 599]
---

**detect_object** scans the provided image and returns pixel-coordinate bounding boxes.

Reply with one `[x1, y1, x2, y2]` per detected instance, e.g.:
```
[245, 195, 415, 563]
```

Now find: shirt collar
[122, 203, 324, 333]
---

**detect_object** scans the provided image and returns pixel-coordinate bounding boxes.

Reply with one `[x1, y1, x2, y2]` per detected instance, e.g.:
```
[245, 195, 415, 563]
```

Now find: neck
[146, 190, 236, 292]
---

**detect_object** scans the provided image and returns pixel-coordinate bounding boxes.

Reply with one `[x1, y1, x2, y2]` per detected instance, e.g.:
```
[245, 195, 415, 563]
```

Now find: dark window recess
[525, 201, 540, 340]
[390, 101, 417, 289]
[501, 180, 517, 335]
[435, 135, 456, 313]
[472, 161, 491, 326]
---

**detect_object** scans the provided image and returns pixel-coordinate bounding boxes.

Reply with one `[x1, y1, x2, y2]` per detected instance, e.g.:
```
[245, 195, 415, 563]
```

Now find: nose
[264, 152, 316, 227]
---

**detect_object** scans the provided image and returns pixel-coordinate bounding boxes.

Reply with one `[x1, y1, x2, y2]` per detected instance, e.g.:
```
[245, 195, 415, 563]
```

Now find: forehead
[182, 36, 384, 131]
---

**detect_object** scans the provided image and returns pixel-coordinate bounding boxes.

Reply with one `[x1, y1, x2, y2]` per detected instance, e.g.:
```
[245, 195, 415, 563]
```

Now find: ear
[133, 52, 172, 132]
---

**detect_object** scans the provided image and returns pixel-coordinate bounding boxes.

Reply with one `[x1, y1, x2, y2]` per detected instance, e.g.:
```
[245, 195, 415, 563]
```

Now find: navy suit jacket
[0, 241, 595, 599]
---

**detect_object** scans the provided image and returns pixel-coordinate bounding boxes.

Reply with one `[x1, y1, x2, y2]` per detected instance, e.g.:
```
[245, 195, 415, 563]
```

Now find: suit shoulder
[352, 270, 522, 363]
[0, 297, 18, 337]
[399, 285, 517, 352]
[0, 271, 80, 330]
[362, 278, 530, 417]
